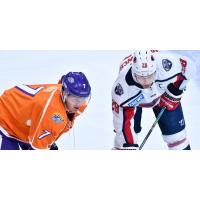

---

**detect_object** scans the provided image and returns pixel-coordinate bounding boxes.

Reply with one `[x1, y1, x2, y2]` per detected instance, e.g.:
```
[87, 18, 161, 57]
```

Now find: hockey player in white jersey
[112, 50, 196, 150]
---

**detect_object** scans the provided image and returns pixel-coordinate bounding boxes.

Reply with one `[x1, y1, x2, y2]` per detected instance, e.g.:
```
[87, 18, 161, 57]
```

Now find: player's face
[66, 95, 89, 113]
[135, 72, 156, 89]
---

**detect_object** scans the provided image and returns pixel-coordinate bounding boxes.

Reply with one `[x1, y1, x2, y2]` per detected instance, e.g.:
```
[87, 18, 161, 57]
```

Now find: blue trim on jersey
[120, 91, 142, 107]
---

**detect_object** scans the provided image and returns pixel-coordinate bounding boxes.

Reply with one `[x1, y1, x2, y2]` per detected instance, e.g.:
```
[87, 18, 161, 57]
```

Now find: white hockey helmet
[132, 50, 157, 77]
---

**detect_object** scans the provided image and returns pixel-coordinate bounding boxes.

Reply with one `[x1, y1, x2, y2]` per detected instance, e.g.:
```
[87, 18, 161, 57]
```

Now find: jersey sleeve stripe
[15, 85, 44, 97]
[122, 108, 135, 144]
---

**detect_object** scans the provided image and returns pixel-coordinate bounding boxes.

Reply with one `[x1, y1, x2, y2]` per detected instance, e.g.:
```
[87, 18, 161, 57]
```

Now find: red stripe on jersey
[123, 107, 135, 144]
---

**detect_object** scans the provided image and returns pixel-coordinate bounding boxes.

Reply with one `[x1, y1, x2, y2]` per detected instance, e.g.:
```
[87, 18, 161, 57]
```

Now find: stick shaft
[139, 107, 166, 150]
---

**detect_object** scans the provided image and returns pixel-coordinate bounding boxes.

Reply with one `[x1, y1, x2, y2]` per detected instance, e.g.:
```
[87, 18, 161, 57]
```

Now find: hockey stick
[139, 106, 166, 150]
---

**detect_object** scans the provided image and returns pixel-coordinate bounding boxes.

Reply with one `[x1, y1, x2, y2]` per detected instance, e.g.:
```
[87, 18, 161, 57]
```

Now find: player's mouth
[143, 84, 151, 89]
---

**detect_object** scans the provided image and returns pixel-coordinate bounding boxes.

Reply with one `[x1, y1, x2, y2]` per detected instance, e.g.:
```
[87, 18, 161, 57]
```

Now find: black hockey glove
[50, 143, 58, 150]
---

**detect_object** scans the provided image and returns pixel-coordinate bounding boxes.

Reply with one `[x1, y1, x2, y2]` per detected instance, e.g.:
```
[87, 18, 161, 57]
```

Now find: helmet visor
[135, 72, 156, 88]
[67, 94, 91, 106]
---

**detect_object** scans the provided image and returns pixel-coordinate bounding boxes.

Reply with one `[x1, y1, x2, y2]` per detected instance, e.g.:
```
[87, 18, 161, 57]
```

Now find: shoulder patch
[162, 59, 172, 71]
[115, 83, 124, 96]
[51, 113, 64, 124]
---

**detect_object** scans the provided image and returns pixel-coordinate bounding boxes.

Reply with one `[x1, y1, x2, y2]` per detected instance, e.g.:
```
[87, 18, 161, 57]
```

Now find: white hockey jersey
[112, 51, 196, 147]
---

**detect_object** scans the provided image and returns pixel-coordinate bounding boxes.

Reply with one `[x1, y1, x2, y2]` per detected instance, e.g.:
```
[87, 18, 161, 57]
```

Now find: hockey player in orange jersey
[0, 72, 91, 150]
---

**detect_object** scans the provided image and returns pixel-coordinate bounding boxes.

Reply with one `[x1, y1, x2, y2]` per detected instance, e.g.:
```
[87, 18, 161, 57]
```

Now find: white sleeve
[112, 99, 138, 148]
[178, 56, 197, 90]
[181, 56, 197, 80]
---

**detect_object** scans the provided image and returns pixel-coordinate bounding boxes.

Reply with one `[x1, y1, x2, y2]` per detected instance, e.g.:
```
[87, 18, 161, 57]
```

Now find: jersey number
[112, 100, 119, 114]
[180, 58, 187, 74]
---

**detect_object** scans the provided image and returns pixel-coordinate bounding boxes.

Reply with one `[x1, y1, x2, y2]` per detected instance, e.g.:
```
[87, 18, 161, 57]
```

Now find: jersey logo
[162, 59, 172, 71]
[120, 55, 133, 71]
[127, 93, 144, 107]
[115, 83, 124, 96]
[179, 119, 185, 127]
[38, 130, 52, 140]
[51, 113, 64, 124]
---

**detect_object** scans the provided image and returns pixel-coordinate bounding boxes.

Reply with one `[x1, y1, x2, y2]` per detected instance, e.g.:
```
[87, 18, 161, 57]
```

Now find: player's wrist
[167, 83, 183, 96]
[166, 86, 182, 99]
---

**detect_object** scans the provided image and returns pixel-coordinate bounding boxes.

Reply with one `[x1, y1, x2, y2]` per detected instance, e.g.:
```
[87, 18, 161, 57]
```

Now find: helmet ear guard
[61, 87, 68, 104]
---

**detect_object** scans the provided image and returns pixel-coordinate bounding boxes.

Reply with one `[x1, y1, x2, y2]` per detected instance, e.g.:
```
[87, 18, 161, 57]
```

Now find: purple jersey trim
[15, 85, 43, 97]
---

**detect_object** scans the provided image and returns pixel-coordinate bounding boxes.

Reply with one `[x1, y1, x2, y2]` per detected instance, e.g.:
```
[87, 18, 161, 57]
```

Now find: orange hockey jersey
[0, 84, 87, 149]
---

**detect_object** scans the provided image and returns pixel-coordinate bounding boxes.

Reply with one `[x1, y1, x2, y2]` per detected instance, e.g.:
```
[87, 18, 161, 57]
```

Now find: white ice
[0, 50, 199, 149]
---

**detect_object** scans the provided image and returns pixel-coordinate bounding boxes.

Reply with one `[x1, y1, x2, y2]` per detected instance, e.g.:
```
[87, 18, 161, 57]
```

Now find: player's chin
[71, 107, 79, 113]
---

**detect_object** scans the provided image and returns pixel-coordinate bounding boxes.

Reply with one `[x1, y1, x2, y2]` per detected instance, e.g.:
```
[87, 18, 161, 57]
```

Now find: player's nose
[74, 102, 82, 108]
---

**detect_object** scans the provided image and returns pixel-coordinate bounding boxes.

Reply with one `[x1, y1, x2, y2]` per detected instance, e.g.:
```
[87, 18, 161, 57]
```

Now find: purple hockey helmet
[61, 72, 91, 97]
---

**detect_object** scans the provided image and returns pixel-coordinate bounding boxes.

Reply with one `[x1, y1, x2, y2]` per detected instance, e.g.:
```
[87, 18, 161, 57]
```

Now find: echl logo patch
[162, 59, 172, 71]
[115, 83, 124, 96]
[51, 113, 64, 124]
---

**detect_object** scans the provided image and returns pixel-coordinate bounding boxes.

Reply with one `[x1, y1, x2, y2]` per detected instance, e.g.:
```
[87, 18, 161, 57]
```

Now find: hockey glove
[50, 143, 58, 150]
[159, 84, 183, 111]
